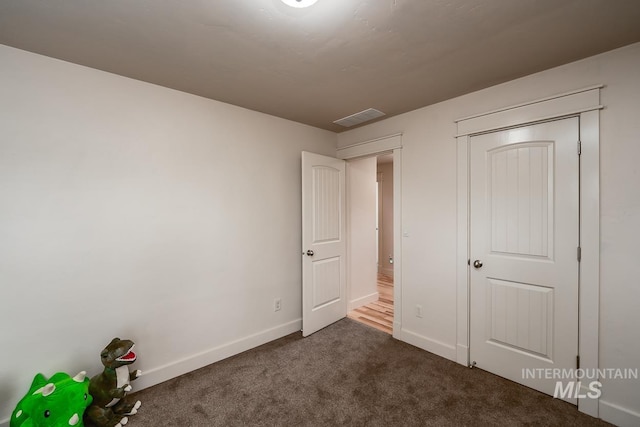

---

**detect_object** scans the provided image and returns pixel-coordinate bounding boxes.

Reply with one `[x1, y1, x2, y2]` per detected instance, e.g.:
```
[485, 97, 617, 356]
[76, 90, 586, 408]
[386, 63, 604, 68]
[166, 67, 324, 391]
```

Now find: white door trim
[337, 134, 403, 337]
[337, 133, 402, 159]
[455, 87, 602, 417]
[454, 85, 603, 137]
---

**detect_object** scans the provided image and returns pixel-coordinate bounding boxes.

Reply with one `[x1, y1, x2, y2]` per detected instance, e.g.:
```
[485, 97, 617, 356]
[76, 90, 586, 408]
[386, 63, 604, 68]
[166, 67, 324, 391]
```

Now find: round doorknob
[473, 260, 483, 269]
[306, 250, 314, 257]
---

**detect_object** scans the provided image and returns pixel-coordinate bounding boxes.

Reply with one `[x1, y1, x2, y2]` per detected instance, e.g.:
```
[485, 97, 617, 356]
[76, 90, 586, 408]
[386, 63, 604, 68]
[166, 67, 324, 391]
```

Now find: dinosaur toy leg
[86, 405, 129, 427]
[113, 398, 142, 416]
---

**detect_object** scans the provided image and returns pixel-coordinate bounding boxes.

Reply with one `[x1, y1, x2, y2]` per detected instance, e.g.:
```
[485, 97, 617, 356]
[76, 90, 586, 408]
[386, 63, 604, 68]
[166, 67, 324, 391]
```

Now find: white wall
[0, 45, 336, 424]
[346, 157, 378, 310]
[377, 161, 394, 276]
[337, 42, 640, 425]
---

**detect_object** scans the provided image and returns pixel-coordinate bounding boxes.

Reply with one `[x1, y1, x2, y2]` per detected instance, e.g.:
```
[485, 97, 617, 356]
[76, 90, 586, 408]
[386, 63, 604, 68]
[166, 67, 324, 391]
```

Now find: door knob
[306, 250, 314, 257]
[473, 260, 483, 269]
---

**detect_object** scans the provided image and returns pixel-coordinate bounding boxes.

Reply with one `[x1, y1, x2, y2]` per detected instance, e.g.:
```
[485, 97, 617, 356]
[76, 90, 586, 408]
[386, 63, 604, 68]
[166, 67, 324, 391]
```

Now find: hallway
[347, 274, 393, 334]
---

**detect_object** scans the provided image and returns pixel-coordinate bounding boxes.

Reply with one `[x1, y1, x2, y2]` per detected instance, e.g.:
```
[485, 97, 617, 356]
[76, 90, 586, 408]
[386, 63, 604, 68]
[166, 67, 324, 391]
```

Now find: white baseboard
[348, 292, 379, 311]
[599, 399, 640, 427]
[456, 344, 469, 366]
[133, 319, 301, 392]
[396, 328, 457, 362]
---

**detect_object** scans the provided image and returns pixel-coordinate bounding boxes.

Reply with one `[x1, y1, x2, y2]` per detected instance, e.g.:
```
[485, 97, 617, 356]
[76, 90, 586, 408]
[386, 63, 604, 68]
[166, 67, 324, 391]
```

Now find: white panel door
[470, 118, 579, 403]
[302, 151, 347, 337]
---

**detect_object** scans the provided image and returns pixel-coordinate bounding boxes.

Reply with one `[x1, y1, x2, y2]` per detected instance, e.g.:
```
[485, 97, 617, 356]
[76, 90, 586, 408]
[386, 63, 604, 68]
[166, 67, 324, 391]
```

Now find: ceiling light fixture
[281, 0, 318, 8]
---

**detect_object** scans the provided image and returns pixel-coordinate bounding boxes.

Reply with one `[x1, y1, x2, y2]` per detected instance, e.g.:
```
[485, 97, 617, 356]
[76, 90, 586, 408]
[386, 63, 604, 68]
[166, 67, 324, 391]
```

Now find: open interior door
[302, 151, 347, 337]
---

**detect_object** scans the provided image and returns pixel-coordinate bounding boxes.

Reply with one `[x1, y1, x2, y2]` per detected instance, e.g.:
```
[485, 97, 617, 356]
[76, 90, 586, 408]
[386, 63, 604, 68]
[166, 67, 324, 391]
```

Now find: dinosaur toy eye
[84, 393, 88, 400]
[44, 410, 50, 418]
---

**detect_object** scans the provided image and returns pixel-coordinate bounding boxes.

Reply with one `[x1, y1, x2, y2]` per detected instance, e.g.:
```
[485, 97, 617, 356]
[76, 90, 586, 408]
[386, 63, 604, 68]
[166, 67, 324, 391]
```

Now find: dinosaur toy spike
[33, 383, 56, 397]
[73, 371, 87, 383]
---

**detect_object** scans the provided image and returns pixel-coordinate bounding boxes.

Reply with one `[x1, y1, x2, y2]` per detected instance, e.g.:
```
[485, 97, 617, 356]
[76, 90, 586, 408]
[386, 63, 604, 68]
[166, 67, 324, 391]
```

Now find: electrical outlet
[274, 298, 282, 312]
[415, 304, 423, 318]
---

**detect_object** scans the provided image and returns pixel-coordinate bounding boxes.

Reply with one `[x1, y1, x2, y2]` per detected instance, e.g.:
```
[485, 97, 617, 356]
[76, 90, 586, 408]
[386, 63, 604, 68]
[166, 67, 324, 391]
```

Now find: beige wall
[377, 161, 394, 276]
[0, 45, 336, 424]
[338, 42, 640, 425]
[347, 157, 378, 310]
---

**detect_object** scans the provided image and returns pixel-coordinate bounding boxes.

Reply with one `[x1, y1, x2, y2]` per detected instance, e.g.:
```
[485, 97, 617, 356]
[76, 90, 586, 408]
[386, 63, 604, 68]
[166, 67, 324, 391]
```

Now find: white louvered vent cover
[333, 108, 386, 127]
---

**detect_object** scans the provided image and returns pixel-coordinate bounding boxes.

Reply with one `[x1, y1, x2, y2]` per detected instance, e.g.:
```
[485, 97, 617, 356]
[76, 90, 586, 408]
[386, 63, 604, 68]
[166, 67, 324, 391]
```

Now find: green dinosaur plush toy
[11, 371, 92, 427]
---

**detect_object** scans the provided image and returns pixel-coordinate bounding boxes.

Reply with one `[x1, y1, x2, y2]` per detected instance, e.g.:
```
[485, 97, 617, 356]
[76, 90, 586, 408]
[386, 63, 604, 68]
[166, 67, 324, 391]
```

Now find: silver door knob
[306, 250, 314, 257]
[473, 260, 483, 269]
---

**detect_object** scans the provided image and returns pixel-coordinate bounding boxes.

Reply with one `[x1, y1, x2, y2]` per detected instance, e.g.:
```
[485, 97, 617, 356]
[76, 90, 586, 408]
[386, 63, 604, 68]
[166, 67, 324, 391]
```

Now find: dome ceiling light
[281, 0, 318, 8]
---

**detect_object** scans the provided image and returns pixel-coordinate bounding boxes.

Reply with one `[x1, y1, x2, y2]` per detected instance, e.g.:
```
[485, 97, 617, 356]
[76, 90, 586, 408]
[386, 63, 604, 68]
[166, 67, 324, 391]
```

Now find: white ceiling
[1, 0, 640, 132]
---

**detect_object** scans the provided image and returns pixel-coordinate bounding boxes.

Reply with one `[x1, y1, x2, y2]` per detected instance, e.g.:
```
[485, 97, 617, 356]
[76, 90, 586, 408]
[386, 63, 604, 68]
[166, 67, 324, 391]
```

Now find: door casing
[455, 86, 602, 417]
[337, 134, 403, 337]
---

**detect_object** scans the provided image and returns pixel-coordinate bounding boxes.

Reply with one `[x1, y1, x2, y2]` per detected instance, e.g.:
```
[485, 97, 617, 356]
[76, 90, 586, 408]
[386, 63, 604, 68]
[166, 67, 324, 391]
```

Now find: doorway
[302, 134, 402, 339]
[347, 153, 394, 334]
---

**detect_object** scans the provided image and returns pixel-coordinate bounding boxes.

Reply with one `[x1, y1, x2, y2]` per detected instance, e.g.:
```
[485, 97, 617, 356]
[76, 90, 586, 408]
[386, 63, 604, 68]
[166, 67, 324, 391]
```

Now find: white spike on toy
[68, 413, 80, 425]
[72, 371, 87, 382]
[33, 383, 56, 396]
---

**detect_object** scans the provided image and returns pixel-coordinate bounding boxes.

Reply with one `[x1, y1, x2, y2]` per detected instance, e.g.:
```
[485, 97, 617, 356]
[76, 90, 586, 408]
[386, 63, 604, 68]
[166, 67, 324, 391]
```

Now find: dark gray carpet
[123, 319, 609, 426]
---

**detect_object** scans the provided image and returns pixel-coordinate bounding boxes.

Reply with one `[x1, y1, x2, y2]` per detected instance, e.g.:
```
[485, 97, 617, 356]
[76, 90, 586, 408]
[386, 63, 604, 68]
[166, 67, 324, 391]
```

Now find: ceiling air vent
[333, 108, 385, 127]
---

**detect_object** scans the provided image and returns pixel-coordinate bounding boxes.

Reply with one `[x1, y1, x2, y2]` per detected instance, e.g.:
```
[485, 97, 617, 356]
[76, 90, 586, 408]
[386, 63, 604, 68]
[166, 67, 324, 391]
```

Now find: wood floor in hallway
[347, 273, 394, 334]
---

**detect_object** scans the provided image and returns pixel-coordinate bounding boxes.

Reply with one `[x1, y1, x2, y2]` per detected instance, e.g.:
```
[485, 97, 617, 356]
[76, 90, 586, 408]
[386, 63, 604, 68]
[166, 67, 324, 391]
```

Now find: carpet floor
[122, 318, 609, 426]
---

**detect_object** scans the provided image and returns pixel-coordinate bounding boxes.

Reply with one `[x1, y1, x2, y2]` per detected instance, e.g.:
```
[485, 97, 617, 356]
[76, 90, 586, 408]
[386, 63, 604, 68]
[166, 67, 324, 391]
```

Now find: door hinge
[577, 140, 582, 156]
[577, 246, 582, 262]
[577, 355, 581, 370]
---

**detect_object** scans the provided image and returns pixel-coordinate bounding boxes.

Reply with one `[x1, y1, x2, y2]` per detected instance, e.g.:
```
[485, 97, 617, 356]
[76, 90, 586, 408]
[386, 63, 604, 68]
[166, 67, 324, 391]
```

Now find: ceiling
[1, 0, 640, 132]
